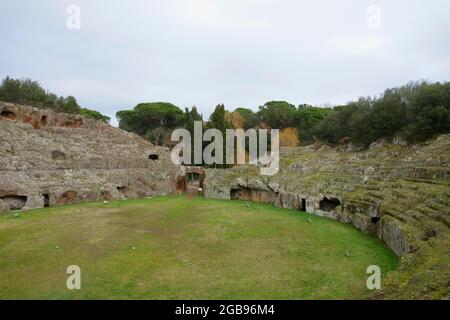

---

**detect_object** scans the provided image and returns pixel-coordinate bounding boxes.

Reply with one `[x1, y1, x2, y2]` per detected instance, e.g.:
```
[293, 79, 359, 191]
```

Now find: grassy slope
[0, 196, 397, 299]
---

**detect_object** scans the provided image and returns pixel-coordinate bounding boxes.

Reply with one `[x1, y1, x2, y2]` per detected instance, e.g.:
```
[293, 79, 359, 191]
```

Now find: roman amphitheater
[1, 101, 449, 299]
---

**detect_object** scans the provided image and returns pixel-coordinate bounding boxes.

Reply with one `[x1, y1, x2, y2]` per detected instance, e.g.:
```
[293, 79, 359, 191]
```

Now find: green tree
[312, 104, 358, 144]
[257, 101, 297, 128]
[0, 76, 21, 102]
[80, 108, 111, 123]
[208, 104, 231, 167]
[116, 110, 139, 132]
[62, 96, 81, 114]
[209, 104, 228, 133]
[0, 76, 109, 120]
[312, 81, 450, 147]
[295, 105, 333, 144]
[116, 102, 184, 146]
[234, 107, 257, 129]
[185, 106, 203, 133]
[20, 79, 47, 105]
[184, 106, 203, 163]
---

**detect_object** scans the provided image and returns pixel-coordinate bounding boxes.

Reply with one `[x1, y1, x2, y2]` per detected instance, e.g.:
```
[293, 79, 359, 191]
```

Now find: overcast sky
[1, 0, 449, 126]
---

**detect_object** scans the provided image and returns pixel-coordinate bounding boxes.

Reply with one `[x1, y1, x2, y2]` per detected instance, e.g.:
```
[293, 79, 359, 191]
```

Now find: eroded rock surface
[0, 199, 10, 213]
[0, 102, 183, 210]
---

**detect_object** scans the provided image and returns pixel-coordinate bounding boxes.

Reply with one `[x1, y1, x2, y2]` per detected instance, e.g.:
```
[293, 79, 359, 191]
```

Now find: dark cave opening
[371, 217, 380, 224]
[230, 189, 240, 200]
[51, 150, 66, 160]
[300, 198, 307, 211]
[43, 194, 50, 207]
[1, 195, 28, 210]
[319, 197, 341, 212]
[117, 186, 128, 193]
[1, 110, 16, 120]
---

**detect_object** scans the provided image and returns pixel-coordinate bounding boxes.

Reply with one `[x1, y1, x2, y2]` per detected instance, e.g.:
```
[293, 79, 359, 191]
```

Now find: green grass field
[0, 196, 397, 299]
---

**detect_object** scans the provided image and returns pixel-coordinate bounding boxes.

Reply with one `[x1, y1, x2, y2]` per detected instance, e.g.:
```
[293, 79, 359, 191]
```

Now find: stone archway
[180, 166, 206, 197]
[176, 176, 187, 193]
[187, 172, 200, 186]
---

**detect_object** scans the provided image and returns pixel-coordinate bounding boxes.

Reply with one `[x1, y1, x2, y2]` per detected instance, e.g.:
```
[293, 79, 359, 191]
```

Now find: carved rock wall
[0, 102, 182, 211]
[204, 136, 450, 299]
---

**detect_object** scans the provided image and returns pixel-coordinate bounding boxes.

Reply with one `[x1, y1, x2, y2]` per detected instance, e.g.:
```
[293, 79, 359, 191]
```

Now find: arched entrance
[177, 167, 205, 197]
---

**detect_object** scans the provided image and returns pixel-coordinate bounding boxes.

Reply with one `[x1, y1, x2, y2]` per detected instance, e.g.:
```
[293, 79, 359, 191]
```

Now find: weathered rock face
[204, 135, 450, 299]
[0, 103, 86, 129]
[23, 195, 44, 211]
[0, 199, 11, 213]
[0, 195, 28, 210]
[0, 102, 183, 210]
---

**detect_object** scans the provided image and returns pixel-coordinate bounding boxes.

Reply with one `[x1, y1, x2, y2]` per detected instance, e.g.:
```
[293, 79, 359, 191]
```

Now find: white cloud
[175, 0, 219, 25]
[329, 34, 389, 55]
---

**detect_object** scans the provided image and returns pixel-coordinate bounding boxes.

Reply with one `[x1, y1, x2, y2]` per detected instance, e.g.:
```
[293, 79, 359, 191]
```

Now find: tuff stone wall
[1, 101, 449, 299]
[203, 136, 450, 299]
[0, 102, 183, 211]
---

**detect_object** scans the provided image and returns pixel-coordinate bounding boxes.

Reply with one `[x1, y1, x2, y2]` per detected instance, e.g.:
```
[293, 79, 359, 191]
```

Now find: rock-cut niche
[1, 110, 16, 120]
[319, 197, 341, 212]
[1, 195, 28, 210]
